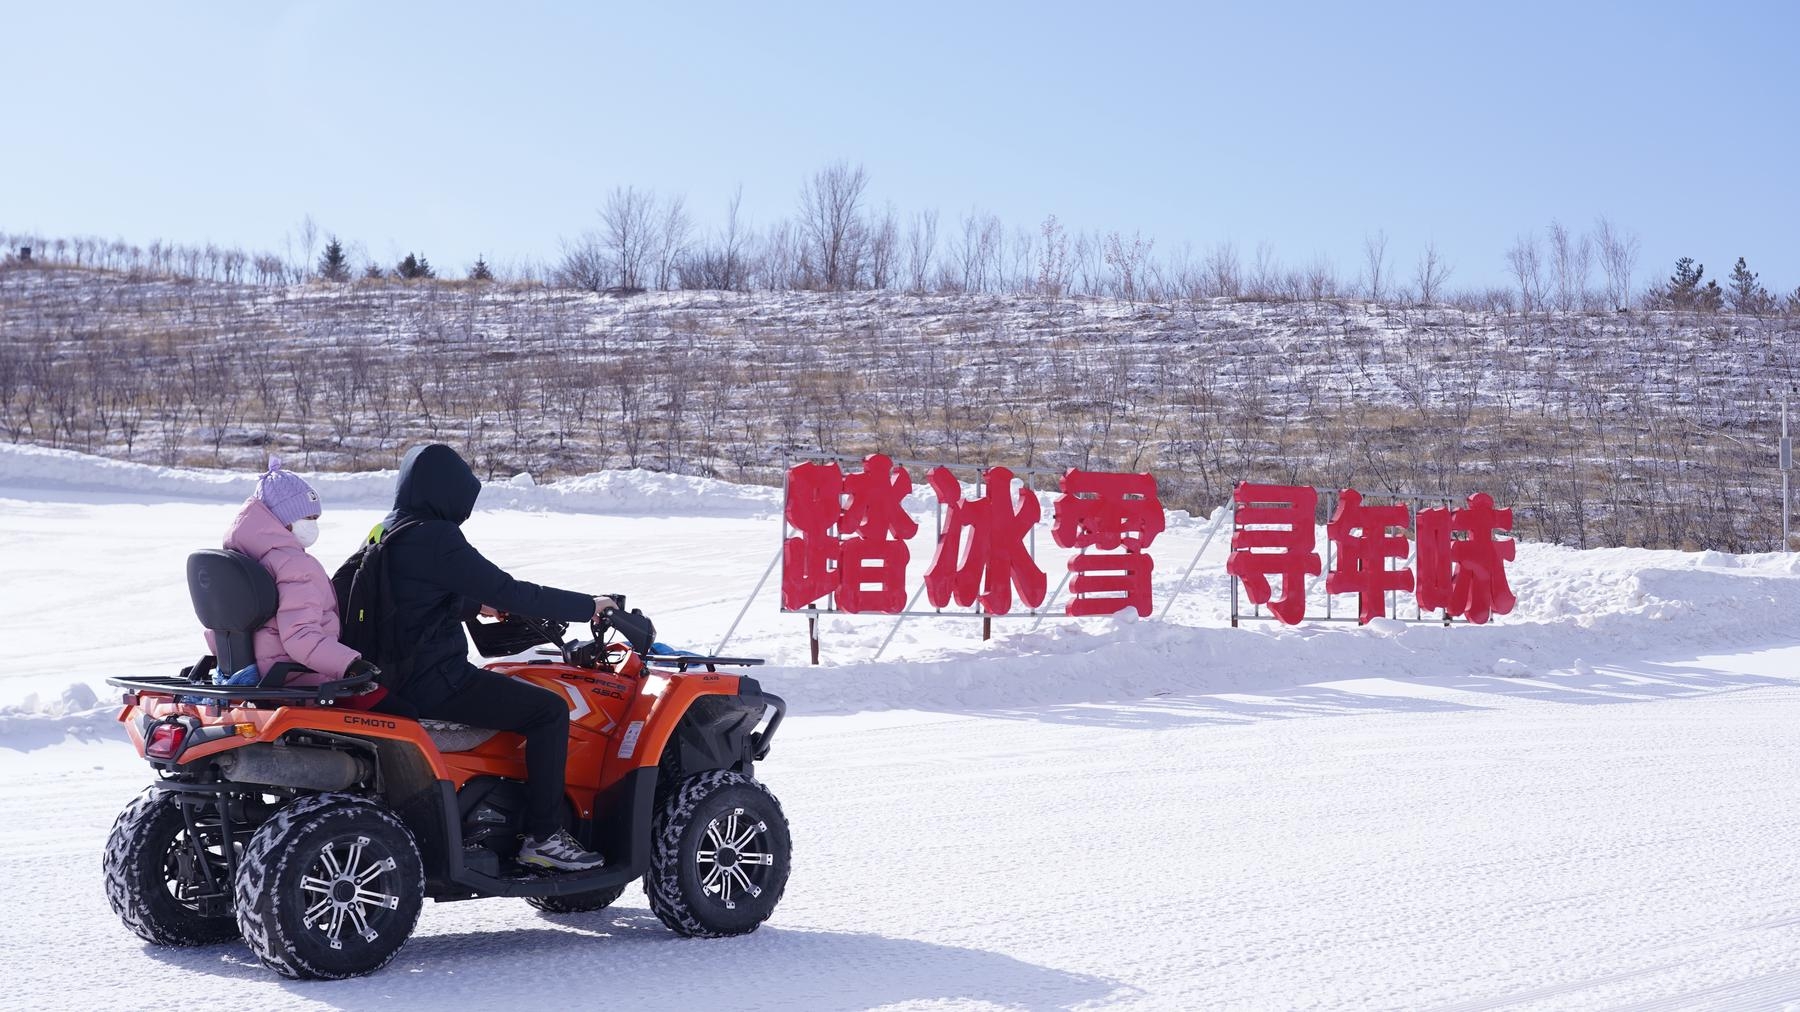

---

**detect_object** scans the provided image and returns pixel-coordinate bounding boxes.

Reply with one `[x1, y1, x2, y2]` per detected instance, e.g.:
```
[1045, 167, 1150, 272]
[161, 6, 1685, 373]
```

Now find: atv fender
[669, 679, 786, 775]
[625, 675, 785, 776]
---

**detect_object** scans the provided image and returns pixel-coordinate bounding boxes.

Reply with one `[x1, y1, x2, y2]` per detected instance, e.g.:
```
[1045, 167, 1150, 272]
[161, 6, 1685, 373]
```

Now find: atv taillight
[145, 722, 188, 760]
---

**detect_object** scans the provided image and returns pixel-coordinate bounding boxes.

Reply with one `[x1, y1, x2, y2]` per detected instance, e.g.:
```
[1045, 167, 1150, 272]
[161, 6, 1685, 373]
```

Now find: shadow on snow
[138, 911, 1130, 1011]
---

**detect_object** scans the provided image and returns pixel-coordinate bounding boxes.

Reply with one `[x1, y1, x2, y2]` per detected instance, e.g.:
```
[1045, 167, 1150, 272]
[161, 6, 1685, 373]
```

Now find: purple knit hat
[253, 455, 321, 526]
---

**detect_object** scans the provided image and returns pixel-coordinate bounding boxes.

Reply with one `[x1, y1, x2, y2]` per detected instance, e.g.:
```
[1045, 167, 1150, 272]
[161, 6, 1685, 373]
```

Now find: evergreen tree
[396, 253, 435, 280]
[317, 236, 350, 282]
[363, 261, 386, 280]
[1699, 279, 1724, 313]
[1661, 257, 1704, 309]
[1727, 256, 1769, 313]
[469, 255, 494, 282]
[1787, 286, 1800, 315]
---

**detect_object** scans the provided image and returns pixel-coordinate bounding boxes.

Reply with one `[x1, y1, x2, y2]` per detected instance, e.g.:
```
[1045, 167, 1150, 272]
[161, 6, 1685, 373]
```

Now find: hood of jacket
[223, 496, 300, 559]
[392, 443, 482, 525]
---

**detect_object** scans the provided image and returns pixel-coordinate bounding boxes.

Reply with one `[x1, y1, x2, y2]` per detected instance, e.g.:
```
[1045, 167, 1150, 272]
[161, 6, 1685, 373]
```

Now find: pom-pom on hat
[254, 455, 322, 526]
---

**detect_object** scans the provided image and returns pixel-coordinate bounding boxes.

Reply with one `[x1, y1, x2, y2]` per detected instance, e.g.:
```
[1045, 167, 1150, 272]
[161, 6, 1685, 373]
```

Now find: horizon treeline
[4, 162, 1797, 315]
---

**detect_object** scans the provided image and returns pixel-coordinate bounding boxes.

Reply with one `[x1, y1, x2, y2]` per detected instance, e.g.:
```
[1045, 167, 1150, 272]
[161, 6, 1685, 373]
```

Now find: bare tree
[1246, 242, 1280, 299]
[720, 185, 752, 291]
[1592, 215, 1640, 311]
[1304, 253, 1338, 302]
[755, 220, 800, 290]
[1546, 220, 1592, 311]
[1102, 231, 1154, 302]
[677, 186, 755, 292]
[867, 203, 899, 289]
[1361, 230, 1390, 302]
[1506, 233, 1545, 312]
[1204, 241, 1241, 297]
[652, 194, 692, 291]
[295, 214, 320, 281]
[1035, 214, 1070, 300]
[796, 161, 869, 290]
[905, 209, 938, 292]
[599, 186, 657, 290]
[953, 211, 1003, 293]
[1413, 240, 1454, 305]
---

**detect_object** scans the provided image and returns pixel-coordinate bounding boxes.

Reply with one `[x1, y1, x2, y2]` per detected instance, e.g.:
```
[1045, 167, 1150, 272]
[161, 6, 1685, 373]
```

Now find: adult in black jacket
[376, 443, 613, 872]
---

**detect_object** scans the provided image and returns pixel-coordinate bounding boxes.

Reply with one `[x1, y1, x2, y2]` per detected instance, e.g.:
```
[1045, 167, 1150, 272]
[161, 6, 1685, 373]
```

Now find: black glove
[345, 657, 382, 687]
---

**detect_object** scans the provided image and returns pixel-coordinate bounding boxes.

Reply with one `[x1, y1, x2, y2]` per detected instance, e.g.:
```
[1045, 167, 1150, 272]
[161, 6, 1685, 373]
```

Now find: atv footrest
[449, 857, 640, 898]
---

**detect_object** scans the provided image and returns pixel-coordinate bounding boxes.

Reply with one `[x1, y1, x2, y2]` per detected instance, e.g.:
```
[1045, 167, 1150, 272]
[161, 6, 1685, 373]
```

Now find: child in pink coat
[209, 457, 374, 696]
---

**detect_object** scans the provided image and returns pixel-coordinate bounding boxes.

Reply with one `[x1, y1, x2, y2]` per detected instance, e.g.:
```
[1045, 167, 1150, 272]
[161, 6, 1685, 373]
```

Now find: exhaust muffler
[217, 743, 371, 792]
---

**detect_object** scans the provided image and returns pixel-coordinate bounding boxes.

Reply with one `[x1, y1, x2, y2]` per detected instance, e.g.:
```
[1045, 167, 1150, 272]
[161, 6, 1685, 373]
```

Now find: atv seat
[186, 549, 312, 689]
[419, 720, 501, 753]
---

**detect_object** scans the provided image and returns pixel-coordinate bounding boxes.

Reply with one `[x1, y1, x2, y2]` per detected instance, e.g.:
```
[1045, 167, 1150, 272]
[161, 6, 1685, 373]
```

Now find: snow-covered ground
[4, 446, 1800, 1009]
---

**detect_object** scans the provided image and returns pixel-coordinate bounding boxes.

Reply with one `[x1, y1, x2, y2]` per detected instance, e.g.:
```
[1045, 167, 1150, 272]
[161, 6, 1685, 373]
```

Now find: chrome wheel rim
[300, 835, 400, 950]
[694, 806, 775, 910]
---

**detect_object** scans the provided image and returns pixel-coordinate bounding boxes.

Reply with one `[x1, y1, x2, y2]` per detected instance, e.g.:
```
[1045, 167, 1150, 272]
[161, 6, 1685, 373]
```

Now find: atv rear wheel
[645, 770, 790, 937]
[234, 793, 423, 980]
[103, 789, 240, 946]
[526, 883, 628, 914]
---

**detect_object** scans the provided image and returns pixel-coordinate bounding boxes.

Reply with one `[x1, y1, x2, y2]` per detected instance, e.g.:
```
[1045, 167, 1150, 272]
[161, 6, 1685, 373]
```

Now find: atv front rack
[642, 654, 765, 673]
[106, 670, 375, 705]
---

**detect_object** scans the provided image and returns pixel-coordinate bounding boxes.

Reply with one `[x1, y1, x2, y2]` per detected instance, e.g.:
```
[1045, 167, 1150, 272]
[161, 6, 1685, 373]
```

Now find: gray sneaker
[517, 829, 606, 872]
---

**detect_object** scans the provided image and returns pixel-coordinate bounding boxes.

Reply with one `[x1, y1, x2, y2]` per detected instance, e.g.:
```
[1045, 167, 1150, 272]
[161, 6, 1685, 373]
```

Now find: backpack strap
[361, 517, 432, 691]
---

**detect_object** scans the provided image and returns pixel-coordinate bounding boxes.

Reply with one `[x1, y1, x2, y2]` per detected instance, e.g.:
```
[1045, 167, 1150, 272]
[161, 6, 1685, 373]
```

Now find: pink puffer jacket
[203, 497, 361, 686]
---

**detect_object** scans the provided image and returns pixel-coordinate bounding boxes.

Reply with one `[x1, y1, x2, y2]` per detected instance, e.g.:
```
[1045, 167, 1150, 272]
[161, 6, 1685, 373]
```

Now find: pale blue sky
[5, 0, 1796, 292]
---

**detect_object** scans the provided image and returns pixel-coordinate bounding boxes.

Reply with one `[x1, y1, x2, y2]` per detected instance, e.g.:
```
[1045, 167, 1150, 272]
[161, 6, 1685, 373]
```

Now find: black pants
[413, 666, 570, 840]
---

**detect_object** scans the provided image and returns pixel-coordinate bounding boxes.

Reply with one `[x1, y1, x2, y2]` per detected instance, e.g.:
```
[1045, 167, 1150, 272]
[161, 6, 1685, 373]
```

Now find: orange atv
[102, 550, 788, 980]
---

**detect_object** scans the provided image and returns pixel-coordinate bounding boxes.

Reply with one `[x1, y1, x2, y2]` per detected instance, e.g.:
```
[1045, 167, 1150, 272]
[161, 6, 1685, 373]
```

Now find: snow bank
[0, 682, 117, 751]
[0, 443, 779, 518]
[5, 444, 1800, 749]
[751, 562, 1800, 715]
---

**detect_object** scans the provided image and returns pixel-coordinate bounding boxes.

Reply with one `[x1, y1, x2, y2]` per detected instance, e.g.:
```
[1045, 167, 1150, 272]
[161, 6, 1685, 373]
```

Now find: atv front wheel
[526, 883, 628, 914]
[103, 789, 240, 946]
[646, 770, 790, 937]
[234, 793, 423, 980]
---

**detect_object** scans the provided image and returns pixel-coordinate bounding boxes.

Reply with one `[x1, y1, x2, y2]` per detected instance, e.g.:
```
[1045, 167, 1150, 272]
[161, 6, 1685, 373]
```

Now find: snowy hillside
[4, 262, 1798, 549]
[4, 449, 1800, 1008]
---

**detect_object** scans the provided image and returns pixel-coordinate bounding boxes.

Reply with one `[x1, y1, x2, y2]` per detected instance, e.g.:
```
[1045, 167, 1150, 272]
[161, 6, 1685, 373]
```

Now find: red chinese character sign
[1325, 489, 1414, 625]
[1228, 482, 1517, 626]
[837, 455, 918, 613]
[924, 466, 1047, 615]
[1416, 493, 1517, 624]
[780, 460, 843, 610]
[778, 462, 1519, 642]
[1226, 483, 1322, 625]
[1053, 469, 1164, 617]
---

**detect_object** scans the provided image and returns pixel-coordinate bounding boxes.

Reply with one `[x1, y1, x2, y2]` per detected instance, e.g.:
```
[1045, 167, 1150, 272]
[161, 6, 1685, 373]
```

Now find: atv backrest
[187, 549, 278, 676]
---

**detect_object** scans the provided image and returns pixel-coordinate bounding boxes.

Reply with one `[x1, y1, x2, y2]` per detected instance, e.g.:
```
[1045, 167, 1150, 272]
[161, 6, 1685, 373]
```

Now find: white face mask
[290, 518, 320, 548]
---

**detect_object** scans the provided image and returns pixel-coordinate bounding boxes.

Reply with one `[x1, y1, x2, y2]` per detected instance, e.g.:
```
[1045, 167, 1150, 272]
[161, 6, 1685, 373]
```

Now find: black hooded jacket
[377, 444, 595, 708]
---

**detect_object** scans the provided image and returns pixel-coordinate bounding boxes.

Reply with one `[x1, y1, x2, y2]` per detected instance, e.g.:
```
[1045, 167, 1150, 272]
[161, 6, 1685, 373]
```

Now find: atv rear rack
[106, 670, 376, 705]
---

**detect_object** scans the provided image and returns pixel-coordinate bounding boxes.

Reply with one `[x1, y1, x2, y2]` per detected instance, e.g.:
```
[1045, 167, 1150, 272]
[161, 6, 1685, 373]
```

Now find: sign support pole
[1783, 399, 1792, 552]
[1156, 499, 1234, 622]
[715, 545, 783, 655]
[871, 583, 929, 662]
[808, 607, 820, 665]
